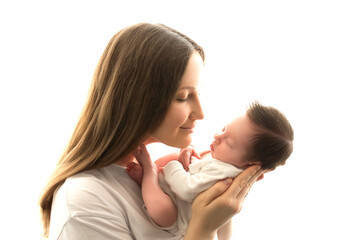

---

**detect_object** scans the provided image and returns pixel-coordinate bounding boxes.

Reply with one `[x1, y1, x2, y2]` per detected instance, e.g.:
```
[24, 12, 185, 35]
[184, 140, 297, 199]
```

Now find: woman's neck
[115, 138, 158, 167]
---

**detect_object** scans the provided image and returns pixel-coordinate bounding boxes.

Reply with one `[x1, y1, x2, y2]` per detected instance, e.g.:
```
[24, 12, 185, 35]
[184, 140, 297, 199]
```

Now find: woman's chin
[149, 133, 193, 148]
[166, 139, 192, 149]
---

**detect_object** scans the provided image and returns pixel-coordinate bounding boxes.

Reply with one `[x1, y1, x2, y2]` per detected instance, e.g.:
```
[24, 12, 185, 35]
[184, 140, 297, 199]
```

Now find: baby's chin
[209, 150, 216, 159]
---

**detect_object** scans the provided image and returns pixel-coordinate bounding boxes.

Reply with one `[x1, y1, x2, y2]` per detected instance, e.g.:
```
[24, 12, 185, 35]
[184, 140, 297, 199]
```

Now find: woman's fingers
[194, 178, 233, 206]
[223, 165, 261, 198]
[257, 173, 265, 181]
[229, 165, 265, 201]
[188, 165, 265, 238]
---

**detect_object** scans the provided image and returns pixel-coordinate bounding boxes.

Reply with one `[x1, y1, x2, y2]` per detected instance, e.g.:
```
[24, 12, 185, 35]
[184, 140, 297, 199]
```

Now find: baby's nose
[213, 133, 221, 143]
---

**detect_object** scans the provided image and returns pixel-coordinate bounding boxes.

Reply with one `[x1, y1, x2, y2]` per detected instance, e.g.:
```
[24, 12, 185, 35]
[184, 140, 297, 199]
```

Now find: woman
[39, 23, 265, 239]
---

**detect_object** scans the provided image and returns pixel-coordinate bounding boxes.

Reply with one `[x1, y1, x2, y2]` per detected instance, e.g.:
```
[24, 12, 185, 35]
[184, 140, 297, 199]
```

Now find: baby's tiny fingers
[193, 149, 201, 159]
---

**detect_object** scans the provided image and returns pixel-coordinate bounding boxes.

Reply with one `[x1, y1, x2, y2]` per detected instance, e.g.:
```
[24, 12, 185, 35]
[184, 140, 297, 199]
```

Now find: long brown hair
[39, 23, 204, 237]
[246, 102, 294, 170]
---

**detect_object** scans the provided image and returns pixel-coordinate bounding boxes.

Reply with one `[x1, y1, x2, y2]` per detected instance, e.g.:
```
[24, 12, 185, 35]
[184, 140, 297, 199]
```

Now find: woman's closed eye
[176, 97, 188, 102]
[176, 93, 188, 102]
[176, 90, 200, 103]
[176, 92, 198, 102]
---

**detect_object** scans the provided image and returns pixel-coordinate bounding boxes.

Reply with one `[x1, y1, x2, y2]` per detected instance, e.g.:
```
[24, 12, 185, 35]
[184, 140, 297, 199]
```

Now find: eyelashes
[175, 91, 201, 103]
[222, 126, 233, 148]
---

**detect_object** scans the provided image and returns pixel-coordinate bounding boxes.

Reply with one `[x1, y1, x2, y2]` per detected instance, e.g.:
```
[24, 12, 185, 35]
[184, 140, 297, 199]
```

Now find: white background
[1, 1, 359, 239]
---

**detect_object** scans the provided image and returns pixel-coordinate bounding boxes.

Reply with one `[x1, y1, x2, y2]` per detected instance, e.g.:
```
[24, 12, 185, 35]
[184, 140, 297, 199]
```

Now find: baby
[127, 102, 294, 239]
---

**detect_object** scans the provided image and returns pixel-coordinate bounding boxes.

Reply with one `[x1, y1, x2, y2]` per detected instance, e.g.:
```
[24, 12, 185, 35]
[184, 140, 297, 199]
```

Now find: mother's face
[151, 53, 204, 148]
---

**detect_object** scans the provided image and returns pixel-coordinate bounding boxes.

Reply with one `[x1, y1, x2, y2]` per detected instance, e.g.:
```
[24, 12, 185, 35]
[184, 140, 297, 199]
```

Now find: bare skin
[129, 145, 178, 227]
[127, 145, 265, 240]
[128, 157, 265, 239]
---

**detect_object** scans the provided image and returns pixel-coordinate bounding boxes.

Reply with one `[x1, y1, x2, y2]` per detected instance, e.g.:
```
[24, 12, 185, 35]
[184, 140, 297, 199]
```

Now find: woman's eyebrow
[178, 86, 196, 90]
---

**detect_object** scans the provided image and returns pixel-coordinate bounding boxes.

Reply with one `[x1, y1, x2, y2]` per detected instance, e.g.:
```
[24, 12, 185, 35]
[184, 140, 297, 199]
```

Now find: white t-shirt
[49, 164, 182, 240]
[159, 158, 243, 235]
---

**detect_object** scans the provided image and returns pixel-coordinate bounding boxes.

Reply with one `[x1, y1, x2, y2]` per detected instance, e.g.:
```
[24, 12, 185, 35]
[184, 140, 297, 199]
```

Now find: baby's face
[210, 114, 257, 168]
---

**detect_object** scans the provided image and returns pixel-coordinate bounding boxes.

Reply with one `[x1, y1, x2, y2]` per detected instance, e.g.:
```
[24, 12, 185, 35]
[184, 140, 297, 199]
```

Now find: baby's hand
[178, 147, 201, 171]
[158, 167, 164, 174]
[133, 144, 156, 170]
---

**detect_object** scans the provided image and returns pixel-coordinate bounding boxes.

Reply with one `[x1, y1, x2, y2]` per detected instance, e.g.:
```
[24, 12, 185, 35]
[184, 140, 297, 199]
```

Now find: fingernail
[223, 178, 232, 186]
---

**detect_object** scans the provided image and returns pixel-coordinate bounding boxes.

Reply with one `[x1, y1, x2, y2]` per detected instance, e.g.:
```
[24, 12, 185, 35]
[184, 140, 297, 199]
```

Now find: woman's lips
[210, 143, 214, 151]
[180, 125, 195, 133]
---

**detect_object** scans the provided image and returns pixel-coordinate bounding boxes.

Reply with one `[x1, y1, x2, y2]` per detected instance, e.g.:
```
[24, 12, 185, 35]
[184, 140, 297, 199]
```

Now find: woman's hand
[184, 165, 265, 240]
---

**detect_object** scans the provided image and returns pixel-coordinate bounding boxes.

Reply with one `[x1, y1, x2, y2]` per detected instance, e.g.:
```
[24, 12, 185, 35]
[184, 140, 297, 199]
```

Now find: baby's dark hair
[246, 102, 294, 170]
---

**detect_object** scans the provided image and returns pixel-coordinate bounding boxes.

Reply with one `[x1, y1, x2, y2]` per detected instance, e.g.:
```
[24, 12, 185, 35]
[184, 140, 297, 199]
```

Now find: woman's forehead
[178, 53, 203, 89]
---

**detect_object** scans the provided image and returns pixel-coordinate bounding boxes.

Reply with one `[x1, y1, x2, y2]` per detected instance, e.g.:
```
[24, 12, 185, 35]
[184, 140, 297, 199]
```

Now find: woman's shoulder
[50, 164, 183, 240]
[65, 164, 125, 192]
[57, 164, 142, 215]
[64, 165, 120, 196]
[49, 165, 137, 240]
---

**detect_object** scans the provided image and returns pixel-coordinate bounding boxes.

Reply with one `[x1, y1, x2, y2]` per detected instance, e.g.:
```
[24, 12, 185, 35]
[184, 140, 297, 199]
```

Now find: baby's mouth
[210, 143, 214, 151]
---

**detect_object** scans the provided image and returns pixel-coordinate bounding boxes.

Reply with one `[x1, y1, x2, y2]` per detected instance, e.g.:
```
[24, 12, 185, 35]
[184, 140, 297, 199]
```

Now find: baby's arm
[163, 161, 211, 202]
[154, 152, 180, 170]
[155, 147, 201, 171]
[164, 152, 242, 202]
[133, 145, 177, 228]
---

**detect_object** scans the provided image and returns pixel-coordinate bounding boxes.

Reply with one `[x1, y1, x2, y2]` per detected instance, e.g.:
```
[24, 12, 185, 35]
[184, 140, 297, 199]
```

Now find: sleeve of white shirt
[57, 216, 134, 240]
[50, 165, 183, 240]
[163, 161, 222, 202]
[51, 177, 135, 240]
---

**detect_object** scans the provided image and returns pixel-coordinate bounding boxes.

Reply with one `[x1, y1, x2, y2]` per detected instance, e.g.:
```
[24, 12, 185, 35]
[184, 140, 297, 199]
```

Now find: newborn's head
[210, 113, 259, 168]
[245, 102, 294, 170]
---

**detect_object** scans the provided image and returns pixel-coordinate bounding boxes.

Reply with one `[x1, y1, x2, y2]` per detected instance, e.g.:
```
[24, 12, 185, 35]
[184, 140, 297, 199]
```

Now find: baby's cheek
[215, 147, 225, 158]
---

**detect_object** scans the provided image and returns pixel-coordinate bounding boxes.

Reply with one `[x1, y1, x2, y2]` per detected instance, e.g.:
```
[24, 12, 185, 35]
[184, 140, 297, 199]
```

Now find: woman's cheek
[169, 103, 189, 125]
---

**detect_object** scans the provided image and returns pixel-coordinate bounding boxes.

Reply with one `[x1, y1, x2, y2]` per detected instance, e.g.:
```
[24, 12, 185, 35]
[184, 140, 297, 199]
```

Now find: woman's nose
[189, 95, 204, 120]
[191, 108, 204, 120]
